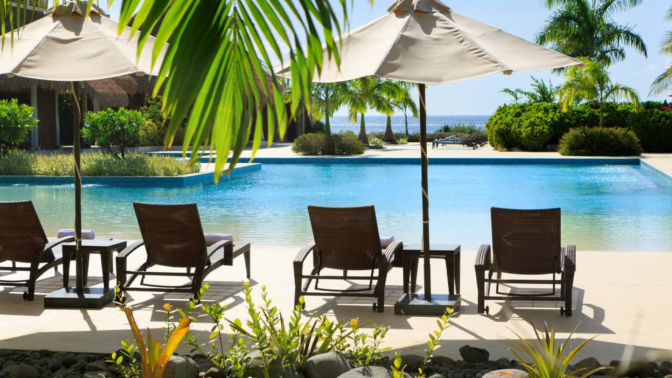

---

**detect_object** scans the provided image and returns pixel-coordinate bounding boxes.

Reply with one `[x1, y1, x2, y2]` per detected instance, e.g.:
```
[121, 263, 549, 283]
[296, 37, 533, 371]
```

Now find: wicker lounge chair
[475, 207, 576, 316]
[116, 203, 251, 299]
[0, 201, 74, 300]
[294, 205, 403, 313]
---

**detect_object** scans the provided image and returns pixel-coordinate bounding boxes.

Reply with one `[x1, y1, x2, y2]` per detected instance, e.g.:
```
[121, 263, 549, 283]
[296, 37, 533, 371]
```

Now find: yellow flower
[163, 303, 173, 312]
[350, 318, 358, 328]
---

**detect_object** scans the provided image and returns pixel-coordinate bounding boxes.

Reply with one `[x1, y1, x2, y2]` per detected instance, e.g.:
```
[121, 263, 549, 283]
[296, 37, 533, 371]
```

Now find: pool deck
[0, 244, 670, 363]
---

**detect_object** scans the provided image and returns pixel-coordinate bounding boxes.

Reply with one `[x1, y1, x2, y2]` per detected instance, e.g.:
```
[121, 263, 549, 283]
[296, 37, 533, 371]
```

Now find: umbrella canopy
[275, 0, 582, 313]
[0, 1, 167, 305]
[276, 0, 582, 83]
[0, 1, 165, 81]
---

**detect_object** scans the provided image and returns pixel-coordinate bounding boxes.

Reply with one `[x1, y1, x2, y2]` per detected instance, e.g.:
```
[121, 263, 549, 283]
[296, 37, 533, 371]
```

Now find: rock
[194, 359, 214, 374]
[433, 356, 457, 368]
[70, 360, 87, 372]
[65, 375, 82, 378]
[2, 362, 16, 370]
[203, 367, 226, 378]
[661, 362, 672, 370]
[459, 346, 490, 364]
[337, 366, 411, 378]
[429, 375, 445, 378]
[664, 375, 672, 378]
[48, 359, 62, 372]
[82, 372, 115, 378]
[85, 362, 108, 373]
[61, 356, 78, 369]
[573, 358, 601, 376]
[495, 358, 513, 370]
[4, 364, 40, 378]
[37, 351, 51, 358]
[52, 369, 75, 378]
[249, 357, 304, 378]
[483, 370, 528, 378]
[164, 356, 199, 378]
[398, 355, 425, 371]
[304, 352, 351, 378]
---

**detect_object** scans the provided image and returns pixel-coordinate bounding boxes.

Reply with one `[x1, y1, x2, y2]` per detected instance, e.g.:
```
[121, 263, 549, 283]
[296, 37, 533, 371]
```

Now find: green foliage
[558, 127, 643, 156]
[0, 99, 38, 155]
[536, 0, 647, 68]
[502, 77, 557, 104]
[139, 120, 163, 147]
[311, 83, 348, 135]
[369, 136, 384, 149]
[138, 96, 186, 146]
[292, 132, 365, 155]
[626, 109, 672, 152]
[651, 5, 672, 96]
[0, 150, 199, 176]
[439, 123, 480, 134]
[83, 108, 144, 158]
[508, 321, 611, 378]
[108, 339, 141, 378]
[486, 103, 561, 151]
[397, 137, 408, 144]
[338, 319, 390, 368]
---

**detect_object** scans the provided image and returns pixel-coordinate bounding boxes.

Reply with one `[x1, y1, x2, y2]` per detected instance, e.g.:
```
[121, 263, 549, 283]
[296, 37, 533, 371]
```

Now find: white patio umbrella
[276, 0, 582, 315]
[0, 1, 166, 307]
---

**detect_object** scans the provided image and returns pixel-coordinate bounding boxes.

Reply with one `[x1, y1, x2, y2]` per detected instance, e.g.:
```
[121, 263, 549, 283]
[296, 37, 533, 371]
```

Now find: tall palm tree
[311, 82, 347, 135]
[502, 77, 557, 104]
[536, 0, 647, 69]
[394, 82, 419, 137]
[558, 59, 641, 127]
[650, 6, 672, 96]
[1, 0, 357, 174]
[342, 78, 401, 145]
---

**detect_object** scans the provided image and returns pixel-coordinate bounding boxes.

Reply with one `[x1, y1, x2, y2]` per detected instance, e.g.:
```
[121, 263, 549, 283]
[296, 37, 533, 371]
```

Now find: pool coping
[0, 163, 261, 187]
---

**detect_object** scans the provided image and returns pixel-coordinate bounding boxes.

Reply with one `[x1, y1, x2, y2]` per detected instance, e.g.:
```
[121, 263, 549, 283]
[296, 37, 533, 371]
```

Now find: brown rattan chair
[116, 203, 251, 299]
[475, 207, 576, 316]
[0, 201, 74, 301]
[294, 205, 403, 313]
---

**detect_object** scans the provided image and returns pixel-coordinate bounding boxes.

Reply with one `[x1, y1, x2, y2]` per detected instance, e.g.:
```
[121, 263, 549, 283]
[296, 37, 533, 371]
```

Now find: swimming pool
[1, 163, 671, 251]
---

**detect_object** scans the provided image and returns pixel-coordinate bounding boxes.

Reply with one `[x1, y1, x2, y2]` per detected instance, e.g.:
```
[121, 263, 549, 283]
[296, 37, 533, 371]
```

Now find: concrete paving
[0, 244, 670, 363]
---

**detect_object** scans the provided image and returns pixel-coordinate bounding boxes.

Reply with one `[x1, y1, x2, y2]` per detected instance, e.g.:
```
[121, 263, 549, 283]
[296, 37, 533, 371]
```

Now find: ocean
[327, 115, 490, 134]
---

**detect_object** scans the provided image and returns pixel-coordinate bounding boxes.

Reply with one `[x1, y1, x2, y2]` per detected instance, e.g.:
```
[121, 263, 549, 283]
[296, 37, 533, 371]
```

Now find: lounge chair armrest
[207, 239, 233, 257]
[294, 243, 316, 265]
[475, 244, 491, 271]
[563, 245, 576, 273]
[43, 236, 75, 254]
[117, 241, 145, 261]
[382, 241, 403, 266]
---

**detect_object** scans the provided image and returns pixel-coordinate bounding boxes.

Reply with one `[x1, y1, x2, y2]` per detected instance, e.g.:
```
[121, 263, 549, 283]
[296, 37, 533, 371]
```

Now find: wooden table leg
[445, 254, 455, 295]
[455, 248, 461, 295]
[403, 259, 410, 294]
[101, 251, 110, 291]
[411, 256, 419, 293]
[63, 251, 71, 288]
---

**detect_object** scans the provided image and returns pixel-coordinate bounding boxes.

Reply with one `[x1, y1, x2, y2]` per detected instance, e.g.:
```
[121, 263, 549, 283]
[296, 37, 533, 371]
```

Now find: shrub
[0, 99, 38, 155]
[139, 120, 164, 146]
[0, 150, 199, 176]
[369, 136, 384, 149]
[558, 127, 642, 156]
[292, 132, 365, 155]
[312, 120, 327, 134]
[439, 122, 479, 134]
[331, 131, 366, 155]
[397, 136, 408, 144]
[625, 110, 672, 152]
[84, 108, 144, 158]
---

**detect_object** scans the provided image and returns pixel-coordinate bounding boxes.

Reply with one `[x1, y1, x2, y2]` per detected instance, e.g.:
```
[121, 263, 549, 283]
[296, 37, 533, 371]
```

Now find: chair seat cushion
[380, 236, 395, 248]
[57, 229, 96, 240]
[204, 233, 234, 246]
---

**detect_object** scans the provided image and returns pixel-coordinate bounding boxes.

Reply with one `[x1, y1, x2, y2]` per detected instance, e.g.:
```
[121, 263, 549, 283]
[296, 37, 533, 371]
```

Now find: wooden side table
[402, 244, 460, 295]
[62, 240, 127, 291]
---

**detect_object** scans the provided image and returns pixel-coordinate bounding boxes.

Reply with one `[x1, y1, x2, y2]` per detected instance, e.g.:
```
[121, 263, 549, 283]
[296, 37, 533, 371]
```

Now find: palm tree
[536, 0, 647, 69]
[394, 82, 419, 137]
[342, 78, 402, 145]
[311, 82, 346, 135]
[558, 59, 641, 127]
[650, 6, 672, 96]
[502, 77, 557, 104]
[2, 0, 356, 174]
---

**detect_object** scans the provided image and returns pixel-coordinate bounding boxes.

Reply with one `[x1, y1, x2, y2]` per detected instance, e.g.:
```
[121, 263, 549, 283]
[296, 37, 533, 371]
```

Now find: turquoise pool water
[1, 163, 671, 251]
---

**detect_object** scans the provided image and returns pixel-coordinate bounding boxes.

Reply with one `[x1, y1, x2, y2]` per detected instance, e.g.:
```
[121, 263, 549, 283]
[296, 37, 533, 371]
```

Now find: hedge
[486, 102, 672, 152]
[292, 131, 366, 155]
[558, 127, 643, 156]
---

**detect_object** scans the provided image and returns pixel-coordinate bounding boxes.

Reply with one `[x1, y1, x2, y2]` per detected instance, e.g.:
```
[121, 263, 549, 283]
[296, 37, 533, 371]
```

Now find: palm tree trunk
[599, 103, 604, 128]
[325, 106, 331, 135]
[383, 115, 395, 143]
[404, 111, 409, 136]
[358, 113, 369, 145]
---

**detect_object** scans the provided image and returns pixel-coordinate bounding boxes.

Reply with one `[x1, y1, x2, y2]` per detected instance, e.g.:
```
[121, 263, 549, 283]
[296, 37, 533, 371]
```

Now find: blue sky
[107, 1, 671, 116]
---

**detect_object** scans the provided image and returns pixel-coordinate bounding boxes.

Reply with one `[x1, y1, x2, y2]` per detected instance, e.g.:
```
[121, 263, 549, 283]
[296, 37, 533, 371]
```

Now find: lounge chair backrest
[134, 203, 207, 268]
[491, 207, 561, 275]
[308, 205, 382, 270]
[0, 201, 50, 263]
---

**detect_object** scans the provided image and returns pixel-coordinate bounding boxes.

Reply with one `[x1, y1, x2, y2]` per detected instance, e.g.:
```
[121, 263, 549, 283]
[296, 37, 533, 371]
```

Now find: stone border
[0, 164, 261, 188]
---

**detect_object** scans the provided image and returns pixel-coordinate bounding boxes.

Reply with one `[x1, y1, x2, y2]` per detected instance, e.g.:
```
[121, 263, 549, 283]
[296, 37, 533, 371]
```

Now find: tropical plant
[1, 0, 357, 179]
[0, 99, 38, 155]
[558, 59, 640, 127]
[369, 136, 384, 149]
[502, 77, 557, 104]
[650, 5, 672, 96]
[83, 108, 144, 158]
[508, 321, 612, 378]
[311, 82, 347, 135]
[536, 0, 647, 69]
[439, 123, 480, 134]
[342, 78, 403, 145]
[395, 82, 419, 137]
[558, 126, 642, 156]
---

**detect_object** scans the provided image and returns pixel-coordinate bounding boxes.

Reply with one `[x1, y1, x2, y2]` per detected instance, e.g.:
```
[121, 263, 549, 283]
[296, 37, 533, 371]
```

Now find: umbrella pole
[73, 82, 83, 293]
[419, 84, 431, 301]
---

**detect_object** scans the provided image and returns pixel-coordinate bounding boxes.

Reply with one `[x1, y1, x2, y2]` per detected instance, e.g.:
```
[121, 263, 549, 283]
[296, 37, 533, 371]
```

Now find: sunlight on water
[1, 164, 671, 251]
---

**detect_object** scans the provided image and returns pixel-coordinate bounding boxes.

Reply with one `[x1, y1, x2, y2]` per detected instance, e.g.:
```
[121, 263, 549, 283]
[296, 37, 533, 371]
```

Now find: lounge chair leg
[11, 261, 16, 271]
[244, 249, 251, 279]
[293, 260, 304, 308]
[375, 264, 390, 313]
[564, 271, 574, 317]
[476, 266, 486, 314]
